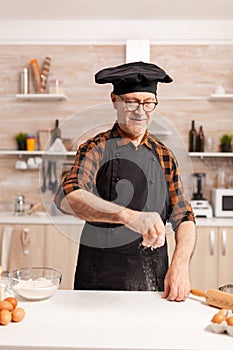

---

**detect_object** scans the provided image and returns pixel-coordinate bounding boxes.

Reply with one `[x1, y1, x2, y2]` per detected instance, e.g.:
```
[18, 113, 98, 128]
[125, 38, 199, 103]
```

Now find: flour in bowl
[14, 277, 58, 300]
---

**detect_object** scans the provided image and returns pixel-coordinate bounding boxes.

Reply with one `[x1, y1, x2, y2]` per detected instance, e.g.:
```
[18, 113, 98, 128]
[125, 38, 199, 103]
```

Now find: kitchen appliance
[212, 188, 233, 217]
[191, 173, 213, 218]
[13, 193, 25, 216]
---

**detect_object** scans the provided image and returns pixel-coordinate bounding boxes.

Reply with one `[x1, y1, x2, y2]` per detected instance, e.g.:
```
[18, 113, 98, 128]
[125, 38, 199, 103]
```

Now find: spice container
[48, 79, 64, 94]
[20, 67, 29, 94]
[26, 134, 35, 151]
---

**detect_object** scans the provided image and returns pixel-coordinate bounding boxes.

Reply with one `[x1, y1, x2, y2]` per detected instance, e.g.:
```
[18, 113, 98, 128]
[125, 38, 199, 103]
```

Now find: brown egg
[0, 309, 12, 325]
[12, 307, 25, 322]
[219, 308, 227, 315]
[226, 316, 233, 327]
[211, 311, 226, 324]
[4, 297, 18, 310]
[0, 300, 13, 312]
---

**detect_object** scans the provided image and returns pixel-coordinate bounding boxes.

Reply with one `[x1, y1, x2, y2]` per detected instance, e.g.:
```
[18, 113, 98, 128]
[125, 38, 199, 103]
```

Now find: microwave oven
[212, 188, 233, 217]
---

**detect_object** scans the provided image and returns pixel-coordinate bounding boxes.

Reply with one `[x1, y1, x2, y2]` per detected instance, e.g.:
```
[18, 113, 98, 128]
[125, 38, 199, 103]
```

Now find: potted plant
[220, 134, 233, 152]
[15, 132, 27, 150]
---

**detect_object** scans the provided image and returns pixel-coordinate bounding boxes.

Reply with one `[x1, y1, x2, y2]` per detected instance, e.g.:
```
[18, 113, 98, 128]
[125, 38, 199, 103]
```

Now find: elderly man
[54, 61, 196, 301]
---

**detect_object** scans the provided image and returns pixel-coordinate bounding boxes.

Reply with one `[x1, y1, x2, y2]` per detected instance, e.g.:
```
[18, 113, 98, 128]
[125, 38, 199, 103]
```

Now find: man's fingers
[162, 280, 169, 299]
[152, 233, 165, 249]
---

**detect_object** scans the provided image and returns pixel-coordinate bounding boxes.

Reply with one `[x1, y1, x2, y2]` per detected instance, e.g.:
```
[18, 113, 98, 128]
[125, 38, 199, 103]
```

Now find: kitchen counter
[1, 290, 233, 350]
[195, 217, 233, 227]
[0, 211, 84, 225]
[0, 211, 232, 227]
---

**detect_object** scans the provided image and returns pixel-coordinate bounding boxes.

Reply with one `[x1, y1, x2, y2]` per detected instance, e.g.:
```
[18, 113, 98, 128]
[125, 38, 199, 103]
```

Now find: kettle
[14, 193, 25, 215]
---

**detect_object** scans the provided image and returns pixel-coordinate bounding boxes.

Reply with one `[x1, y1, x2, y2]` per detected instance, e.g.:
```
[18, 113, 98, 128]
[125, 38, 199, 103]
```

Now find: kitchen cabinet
[44, 224, 82, 289]
[190, 226, 233, 290]
[0, 224, 45, 272]
[0, 222, 83, 290]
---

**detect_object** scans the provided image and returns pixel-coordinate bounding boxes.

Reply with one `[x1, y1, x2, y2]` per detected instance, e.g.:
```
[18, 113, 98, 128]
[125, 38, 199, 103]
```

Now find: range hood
[126, 39, 150, 63]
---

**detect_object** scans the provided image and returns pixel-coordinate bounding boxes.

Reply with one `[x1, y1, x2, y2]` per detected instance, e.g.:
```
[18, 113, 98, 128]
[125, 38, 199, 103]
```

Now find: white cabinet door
[190, 226, 218, 290]
[44, 224, 83, 289]
[218, 226, 233, 287]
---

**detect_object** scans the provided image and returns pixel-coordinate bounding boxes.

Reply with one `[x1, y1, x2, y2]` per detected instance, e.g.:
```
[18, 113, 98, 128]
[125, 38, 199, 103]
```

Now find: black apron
[74, 137, 169, 291]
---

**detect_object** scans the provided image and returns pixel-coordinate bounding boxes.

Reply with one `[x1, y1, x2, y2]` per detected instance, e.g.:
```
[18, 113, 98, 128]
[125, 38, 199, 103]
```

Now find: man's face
[111, 92, 157, 139]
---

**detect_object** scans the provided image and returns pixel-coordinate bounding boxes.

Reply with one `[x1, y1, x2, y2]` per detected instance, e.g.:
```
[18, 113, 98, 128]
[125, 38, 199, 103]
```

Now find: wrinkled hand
[125, 211, 165, 249]
[162, 264, 190, 301]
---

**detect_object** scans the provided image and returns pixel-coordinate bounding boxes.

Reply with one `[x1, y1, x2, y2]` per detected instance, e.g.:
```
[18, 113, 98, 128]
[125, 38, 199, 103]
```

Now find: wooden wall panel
[0, 45, 232, 206]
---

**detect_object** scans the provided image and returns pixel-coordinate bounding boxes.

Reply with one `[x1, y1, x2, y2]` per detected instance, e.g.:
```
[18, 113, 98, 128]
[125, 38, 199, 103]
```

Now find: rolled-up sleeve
[54, 139, 103, 211]
[168, 157, 195, 230]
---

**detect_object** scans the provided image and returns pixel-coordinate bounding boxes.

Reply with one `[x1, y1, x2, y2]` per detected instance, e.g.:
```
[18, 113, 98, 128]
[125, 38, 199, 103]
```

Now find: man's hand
[125, 211, 166, 249]
[162, 263, 190, 301]
[162, 221, 196, 302]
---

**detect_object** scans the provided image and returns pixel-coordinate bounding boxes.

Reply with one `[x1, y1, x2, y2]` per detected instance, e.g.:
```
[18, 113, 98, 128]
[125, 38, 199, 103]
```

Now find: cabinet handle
[209, 229, 215, 255]
[20, 227, 30, 255]
[221, 230, 227, 256]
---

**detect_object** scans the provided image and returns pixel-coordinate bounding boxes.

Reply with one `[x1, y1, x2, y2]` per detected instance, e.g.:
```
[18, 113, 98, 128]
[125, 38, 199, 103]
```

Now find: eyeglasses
[119, 95, 158, 112]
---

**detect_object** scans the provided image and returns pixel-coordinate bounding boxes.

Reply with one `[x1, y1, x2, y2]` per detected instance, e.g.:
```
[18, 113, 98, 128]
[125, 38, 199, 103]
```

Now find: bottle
[189, 120, 197, 152]
[197, 125, 205, 152]
[20, 67, 29, 94]
[51, 119, 61, 145]
[54, 119, 61, 139]
[30, 59, 42, 93]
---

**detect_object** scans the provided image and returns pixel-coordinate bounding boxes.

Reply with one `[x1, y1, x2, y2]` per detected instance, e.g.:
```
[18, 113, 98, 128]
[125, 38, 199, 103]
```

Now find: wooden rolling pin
[191, 288, 233, 310]
[27, 201, 42, 215]
[0, 265, 2, 300]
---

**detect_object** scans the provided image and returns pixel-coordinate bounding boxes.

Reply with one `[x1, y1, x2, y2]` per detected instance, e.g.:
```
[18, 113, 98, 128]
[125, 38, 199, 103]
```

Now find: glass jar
[48, 79, 64, 94]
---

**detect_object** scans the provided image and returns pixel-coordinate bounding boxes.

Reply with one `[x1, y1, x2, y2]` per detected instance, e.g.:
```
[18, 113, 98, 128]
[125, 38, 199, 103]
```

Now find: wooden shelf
[10, 94, 233, 102]
[159, 96, 206, 101]
[208, 94, 233, 101]
[149, 130, 172, 136]
[15, 94, 68, 101]
[0, 150, 233, 158]
[1, 151, 232, 158]
[0, 150, 76, 156]
[159, 94, 233, 101]
[189, 152, 233, 158]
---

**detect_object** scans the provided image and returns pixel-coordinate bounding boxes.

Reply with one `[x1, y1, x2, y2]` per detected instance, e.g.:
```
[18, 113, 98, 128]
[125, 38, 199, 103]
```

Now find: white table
[1, 290, 233, 350]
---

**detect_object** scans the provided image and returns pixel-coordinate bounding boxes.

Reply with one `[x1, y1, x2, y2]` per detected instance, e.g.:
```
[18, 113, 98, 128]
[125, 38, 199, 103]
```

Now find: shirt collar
[111, 122, 153, 150]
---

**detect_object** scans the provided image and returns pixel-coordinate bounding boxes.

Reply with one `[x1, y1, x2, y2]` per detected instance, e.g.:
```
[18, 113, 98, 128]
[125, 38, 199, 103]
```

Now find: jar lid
[26, 134, 35, 138]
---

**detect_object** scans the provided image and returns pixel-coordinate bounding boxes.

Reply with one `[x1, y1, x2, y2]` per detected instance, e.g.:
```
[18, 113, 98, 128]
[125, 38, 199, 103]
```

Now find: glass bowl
[8, 267, 62, 301]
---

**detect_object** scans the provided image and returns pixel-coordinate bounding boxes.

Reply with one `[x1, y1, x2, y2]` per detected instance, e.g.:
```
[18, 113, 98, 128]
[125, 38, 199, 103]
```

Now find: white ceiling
[1, 0, 233, 21]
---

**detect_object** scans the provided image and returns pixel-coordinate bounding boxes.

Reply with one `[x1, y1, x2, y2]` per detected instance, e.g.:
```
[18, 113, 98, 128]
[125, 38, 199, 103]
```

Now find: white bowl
[8, 267, 62, 301]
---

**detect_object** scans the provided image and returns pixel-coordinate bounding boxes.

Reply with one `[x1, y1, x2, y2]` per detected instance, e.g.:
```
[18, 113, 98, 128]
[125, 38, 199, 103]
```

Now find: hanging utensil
[52, 161, 58, 193]
[41, 161, 46, 193]
[47, 160, 53, 191]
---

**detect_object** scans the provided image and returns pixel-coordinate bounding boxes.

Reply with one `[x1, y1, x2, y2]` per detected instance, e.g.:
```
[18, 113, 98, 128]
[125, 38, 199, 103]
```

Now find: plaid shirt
[54, 122, 195, 229]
